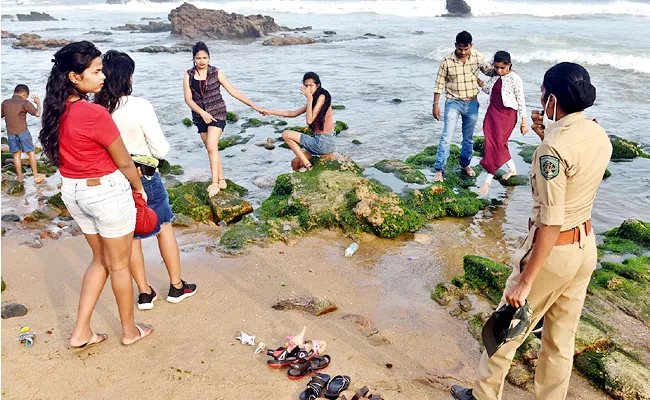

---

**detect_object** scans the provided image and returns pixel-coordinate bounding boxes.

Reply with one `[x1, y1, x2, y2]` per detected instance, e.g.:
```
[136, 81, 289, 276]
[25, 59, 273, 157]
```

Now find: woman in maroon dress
[477, 51, 528, 194]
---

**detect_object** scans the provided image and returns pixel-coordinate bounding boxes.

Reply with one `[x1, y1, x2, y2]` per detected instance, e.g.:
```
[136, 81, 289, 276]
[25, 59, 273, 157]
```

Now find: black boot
[450, 385, 477, 400]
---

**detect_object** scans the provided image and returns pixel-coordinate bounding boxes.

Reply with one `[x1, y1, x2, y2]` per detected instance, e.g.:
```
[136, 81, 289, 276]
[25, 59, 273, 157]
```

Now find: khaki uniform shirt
[530, 112, 612, 231]
[1, 95, 37, 135]
[434, 49, 493, 100]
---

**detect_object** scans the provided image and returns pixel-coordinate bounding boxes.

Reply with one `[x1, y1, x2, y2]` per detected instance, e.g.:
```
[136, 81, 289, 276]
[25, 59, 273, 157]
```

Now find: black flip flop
[299, 373, 331, 400]
[307, 355, 331, 372]
[323, 375, 351, 399]
[287, 359, 313, 380]
[267, 346, 312, 368]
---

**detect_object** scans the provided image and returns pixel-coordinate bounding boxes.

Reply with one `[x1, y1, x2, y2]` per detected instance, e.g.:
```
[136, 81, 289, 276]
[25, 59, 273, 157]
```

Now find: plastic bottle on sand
[345, 243, 359, 257]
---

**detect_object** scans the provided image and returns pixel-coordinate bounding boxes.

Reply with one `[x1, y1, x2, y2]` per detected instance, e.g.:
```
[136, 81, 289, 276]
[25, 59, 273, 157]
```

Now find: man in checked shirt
[432, 31, 494, 182]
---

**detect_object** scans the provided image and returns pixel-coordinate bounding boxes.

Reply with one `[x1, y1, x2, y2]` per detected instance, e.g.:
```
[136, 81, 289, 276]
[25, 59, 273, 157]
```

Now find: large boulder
[262, 36, 316, 46]
[599, 219, 650, 256]
[610, 136, 650, 160]
[210, 192, 253, 223]
[445, 0, 471, 15]
[169, 3, 279, 39]
[16, 12, 57, 21]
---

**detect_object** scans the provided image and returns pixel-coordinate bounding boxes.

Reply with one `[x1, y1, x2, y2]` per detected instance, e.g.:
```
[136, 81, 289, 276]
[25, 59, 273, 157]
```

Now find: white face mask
[543, 94, 557, 129]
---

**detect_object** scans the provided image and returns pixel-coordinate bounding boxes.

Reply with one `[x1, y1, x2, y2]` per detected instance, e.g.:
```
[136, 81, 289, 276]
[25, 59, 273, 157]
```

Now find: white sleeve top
[111, 95, 171, 159]
[481, 71, 527, 120]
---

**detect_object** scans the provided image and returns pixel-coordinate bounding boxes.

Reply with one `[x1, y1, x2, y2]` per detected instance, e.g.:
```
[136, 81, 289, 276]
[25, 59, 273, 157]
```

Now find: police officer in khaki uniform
[451, 62, 612, 400]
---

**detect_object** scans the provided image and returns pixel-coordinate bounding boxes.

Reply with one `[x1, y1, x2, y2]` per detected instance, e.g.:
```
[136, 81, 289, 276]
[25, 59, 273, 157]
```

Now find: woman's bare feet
[503, 169, 517, 180]
[122, 324, 153, 345]
[207, 182, 220, 197]
[463, 166, 476, 177]
[218, 178, 227, 190]
[433, 171, 444, 182]
[478, 183, 491, 195]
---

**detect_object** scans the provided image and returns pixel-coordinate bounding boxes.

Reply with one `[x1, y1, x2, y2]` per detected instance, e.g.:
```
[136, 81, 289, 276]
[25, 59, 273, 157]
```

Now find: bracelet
[433, 102, 439, 105]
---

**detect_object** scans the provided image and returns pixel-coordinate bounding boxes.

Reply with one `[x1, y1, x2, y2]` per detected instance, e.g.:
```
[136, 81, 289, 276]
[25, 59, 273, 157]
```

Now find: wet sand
[1, 228, 607, 399]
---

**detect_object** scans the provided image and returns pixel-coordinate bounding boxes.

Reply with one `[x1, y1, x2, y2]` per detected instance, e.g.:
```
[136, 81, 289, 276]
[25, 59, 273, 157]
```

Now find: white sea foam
[514, 50, 650, 74]
[2, 0, 649, 18]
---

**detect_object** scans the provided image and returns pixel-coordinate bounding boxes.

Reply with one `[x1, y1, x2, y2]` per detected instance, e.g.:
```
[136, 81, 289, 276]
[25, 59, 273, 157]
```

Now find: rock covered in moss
[403, 183, 488, 219]
[374, 159, 427, 184]
[2, 179, 24, 196]
[241, 118, 271, 129]
[590, 256, 649, 324]
[473, 136, 485, 156]
[574, 350, 650, 400]
[283, 125, 314, 136]
[518, 143, 537, 164]
[182, 117, 193, 127]
[332, 105, 345, 110]
[603, 168, 611, 179]
[210, 191, 253, 223]
[226, 111, 238, 122]
[610, 136, 650, 160]
[46, 192, 69, 216]
[35, 161, 58, 176]
[405, 144, 481, 188]
[218, 135, 251, 150]
[334, 120, 348, 135]
[599, 219, 650, 256]
[352, 139, 362, 145]
[495, 170, 529, 186]
[462, 255, 510, 304]
[167, 179, 250, 223]
[158, 159, 184, 175]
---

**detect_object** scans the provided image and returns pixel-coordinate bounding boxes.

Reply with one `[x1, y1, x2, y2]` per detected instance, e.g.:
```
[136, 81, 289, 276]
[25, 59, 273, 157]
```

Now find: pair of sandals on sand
[298, 374, 384, 400]
[70, 324, 153, 349]
[266, 345, 331, 380]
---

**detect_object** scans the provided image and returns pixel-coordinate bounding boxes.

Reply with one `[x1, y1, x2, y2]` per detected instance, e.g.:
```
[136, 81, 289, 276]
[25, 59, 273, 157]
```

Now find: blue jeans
[433, 98, 479, 173]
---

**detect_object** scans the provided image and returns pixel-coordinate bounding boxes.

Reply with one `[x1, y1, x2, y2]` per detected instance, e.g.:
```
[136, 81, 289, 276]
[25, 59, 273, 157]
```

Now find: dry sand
[1, 229, 608, 400]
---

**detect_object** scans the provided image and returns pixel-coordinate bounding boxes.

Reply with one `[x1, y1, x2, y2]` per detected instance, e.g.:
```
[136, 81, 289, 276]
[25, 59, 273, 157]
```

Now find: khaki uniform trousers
[473, 225, 597, 400]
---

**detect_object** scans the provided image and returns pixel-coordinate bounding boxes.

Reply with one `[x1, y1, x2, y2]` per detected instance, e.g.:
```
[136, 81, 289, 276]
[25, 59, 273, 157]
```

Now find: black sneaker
[532, 316, 544, 339]
[450, 385, 477, 400]
[137, 286, 158, 310]
[167, 280, 197, 303]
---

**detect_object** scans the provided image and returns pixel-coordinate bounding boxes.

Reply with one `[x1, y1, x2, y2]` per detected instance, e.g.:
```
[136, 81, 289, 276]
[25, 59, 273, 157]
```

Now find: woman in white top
[477, 51, 528, 194]
[96, 50, 196, 310]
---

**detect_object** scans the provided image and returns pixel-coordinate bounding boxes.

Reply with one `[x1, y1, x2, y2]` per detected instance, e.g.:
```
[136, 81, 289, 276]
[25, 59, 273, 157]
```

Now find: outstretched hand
[30, 94, 40, 104]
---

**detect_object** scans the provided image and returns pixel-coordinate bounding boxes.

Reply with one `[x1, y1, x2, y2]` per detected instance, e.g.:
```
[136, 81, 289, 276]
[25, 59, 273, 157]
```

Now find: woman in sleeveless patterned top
[183, 41, 264, 197]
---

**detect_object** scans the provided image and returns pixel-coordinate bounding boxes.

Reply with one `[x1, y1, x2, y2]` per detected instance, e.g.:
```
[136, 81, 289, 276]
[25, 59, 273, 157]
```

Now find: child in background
[1, 84, 45, 184]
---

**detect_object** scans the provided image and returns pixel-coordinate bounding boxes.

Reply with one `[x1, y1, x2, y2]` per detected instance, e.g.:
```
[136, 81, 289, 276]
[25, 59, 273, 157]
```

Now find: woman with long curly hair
[96, 50, 196, 311]
[40, 41, 152, 347]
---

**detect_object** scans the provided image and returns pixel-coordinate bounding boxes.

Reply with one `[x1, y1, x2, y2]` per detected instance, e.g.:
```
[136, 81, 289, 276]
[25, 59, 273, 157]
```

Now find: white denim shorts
[61, 169, 136, 238]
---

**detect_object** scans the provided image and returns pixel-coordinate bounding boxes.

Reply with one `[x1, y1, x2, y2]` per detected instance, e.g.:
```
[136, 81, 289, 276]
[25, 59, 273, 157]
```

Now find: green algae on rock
[182, 117, 192, 127]
[226, 111, 238, 122]
[334, 120, 349, 135]
[218, 135, 251, 151]
[494, 170, 529, 186]
[518, 144, 537, 164]
[461, 255, 510, 304]
[1, 179, 24, 196]
[158, 159, 184, 176]
[590, 256, 650, 324]
[46, 192, 69, 216]
[574, 350, 650, 400]
[599, 219, 650, 256]
[167, 180, 251, 223]
[332, 105, 346, 110]
[352, 139, 362, 145]
[35, 161, 58, 176]
[610, 136, 650, 160]
[405, 144, 481, 188]
[403, 183, 489, 219]
[241, 118, 270, 129]
[473, 136, 485, 157]
[603, 168, 611, 179]
[373, 159, 427, 184]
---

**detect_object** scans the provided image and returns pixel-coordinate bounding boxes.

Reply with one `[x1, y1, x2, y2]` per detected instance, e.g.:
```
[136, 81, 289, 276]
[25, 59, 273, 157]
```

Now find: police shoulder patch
[540, 155, 560, 181]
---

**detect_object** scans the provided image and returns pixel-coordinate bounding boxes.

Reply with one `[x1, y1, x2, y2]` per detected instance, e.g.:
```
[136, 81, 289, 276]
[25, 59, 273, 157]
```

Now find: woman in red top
[39, 41, 153, 347]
